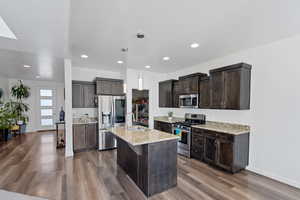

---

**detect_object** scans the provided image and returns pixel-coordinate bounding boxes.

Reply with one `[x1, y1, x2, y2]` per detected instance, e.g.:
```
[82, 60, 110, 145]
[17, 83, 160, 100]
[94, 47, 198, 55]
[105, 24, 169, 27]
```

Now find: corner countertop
[108, 126, 180, 146]
[154, 116, 184, 124]
[192, 121, 250, 135]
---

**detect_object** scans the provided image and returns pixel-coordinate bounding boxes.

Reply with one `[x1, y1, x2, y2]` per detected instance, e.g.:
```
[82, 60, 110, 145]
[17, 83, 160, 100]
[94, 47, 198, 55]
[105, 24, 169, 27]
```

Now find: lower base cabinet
[154, 120, 173, 133]
[73, 123, 98, 152]
[191, 128, 249, 173]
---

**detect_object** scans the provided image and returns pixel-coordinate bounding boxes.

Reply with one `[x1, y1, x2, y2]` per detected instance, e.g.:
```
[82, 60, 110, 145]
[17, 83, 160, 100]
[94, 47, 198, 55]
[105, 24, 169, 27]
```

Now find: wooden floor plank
[0, 131, 300, 200]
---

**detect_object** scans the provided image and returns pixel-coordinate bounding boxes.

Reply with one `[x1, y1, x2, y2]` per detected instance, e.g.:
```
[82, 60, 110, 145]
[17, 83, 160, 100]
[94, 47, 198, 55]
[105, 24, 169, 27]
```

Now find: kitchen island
[108, 126, 179, 197]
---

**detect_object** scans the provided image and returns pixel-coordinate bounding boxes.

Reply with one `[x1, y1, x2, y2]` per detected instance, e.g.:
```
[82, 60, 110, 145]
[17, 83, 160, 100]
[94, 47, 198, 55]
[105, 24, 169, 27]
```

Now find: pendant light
[138, 73, 143, 91]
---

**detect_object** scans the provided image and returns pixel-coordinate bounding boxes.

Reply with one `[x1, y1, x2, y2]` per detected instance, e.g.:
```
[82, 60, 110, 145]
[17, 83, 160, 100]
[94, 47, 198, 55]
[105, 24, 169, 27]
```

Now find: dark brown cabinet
[173, 81, 180, 108]
[178, 73, 207, 95]
[73, 123, 98, 152]
[191, 127, 249, 173]
[159, 80, 176, 107]
[96, 78, 124, 96]
[199, 76, 211, 108]
[210, 63, 251, 110]
[72, 81, 96, 108]
[73, 124, 86, 152]
[154, 120, 173, 133]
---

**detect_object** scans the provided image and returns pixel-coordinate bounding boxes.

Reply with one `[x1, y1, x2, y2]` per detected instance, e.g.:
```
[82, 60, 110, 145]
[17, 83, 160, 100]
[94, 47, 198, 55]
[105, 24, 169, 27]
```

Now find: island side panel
[147, 140, 178, 196]
[116, 137, 178, 197]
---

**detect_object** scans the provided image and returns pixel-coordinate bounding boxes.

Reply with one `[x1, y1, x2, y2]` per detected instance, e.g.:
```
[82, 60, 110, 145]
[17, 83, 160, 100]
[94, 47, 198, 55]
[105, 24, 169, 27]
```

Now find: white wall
[0, 76, 9, 102]
[72, 66, 124, 81]
[126, 68, 168, 129]
[158, 34, 300, 188]
[8, 79, 65, 133]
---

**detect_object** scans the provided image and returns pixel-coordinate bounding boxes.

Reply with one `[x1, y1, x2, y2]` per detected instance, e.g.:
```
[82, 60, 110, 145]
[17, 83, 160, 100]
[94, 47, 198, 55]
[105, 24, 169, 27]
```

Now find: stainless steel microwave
[179, 94, 198, 108]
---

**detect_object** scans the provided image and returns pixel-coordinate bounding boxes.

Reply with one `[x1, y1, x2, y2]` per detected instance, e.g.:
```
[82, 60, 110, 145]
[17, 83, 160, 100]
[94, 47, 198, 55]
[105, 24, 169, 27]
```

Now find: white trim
[247, 166, 300, 189]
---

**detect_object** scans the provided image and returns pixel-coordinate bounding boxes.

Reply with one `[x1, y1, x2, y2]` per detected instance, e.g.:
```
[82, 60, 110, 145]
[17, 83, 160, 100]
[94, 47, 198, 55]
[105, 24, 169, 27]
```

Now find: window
[40, 89, 53, 97]
[41, 109, 53, 116]
[40, 99, 53, 107]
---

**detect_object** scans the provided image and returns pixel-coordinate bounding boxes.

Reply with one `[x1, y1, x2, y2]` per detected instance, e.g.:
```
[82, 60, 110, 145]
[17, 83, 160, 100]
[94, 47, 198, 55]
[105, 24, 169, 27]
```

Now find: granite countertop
[108, 126, 180, 146]
[192, 121, 250, 135]
[154, 116, 184, 124]
[73, 118, 98, 125]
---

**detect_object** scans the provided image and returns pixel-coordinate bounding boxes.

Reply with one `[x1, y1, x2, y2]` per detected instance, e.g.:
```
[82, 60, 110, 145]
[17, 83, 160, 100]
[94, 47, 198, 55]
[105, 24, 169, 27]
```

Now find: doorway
[132, 89, 149, 127]
[37, 88, 57, 130]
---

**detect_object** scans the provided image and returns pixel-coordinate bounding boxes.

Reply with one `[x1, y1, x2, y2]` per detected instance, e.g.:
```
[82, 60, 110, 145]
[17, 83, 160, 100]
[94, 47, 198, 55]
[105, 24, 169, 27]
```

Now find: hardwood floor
[1, 132, 300, 200]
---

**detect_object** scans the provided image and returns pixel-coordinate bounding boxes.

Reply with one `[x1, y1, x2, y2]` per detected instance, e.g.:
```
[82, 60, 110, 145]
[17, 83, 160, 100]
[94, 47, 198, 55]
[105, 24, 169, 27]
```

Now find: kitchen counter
[154, 116, 184, 123]
[72, 118, 98, 125]
[192, 121, 250, 135]
[108, 126, 179, 146]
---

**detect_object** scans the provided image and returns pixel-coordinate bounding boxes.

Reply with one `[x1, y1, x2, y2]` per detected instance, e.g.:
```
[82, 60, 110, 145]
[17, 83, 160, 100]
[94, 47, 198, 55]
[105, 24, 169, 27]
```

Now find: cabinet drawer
[217, 133, 234, 142]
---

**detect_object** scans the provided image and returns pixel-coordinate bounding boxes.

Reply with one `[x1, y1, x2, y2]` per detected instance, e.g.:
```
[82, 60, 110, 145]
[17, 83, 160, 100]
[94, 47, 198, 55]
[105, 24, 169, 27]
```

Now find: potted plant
[0, 103, 15, 141]
[10, 80, 30, 134]
[168, 111, 173, 121]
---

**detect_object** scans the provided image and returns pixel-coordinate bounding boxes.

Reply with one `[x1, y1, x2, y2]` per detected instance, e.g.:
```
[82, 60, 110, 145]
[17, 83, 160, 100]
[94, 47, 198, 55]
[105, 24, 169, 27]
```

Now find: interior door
[38, 88, 57, 130]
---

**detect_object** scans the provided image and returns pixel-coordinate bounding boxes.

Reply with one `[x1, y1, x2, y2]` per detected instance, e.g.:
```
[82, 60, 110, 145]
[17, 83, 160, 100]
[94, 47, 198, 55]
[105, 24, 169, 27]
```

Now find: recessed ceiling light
[117, 60, 124, 64]
[36, 75, 40, 79]
[190, 43, 199, 48]
[81, 54, 88, 58]
[0, 16, 17, 40]
[24, 65, 32, 68]
[145, 65, 151, 69]
[163, 57, 170, 61]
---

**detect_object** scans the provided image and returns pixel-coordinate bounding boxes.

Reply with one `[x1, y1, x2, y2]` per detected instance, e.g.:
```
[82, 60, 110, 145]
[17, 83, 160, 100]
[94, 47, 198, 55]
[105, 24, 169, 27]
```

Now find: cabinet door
[210, 72, 225, 109]
[72, 83, 83, 108]
[97, 80, 112, 95]
[86, 124, 97, 149]
[159, 81, 173, 107]
[83, 84, 96, 108]
[199, 78, 211, 108]
[224, 69, 241, 109]
[204, 134, 217, 164]
[216, 139, 233, 171]
[111, 81, 124, 95]
[191, 133, 204, 161]
[73, 124, 86, 152]
[173, 81, 180, 108]
[189, 77, 199, 94]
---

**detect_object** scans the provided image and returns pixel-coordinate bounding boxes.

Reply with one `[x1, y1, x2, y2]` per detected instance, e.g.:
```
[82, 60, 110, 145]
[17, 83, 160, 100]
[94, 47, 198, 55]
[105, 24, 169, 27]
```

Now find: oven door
[179, 95, 198, 108]
[173, 127, 190, 145]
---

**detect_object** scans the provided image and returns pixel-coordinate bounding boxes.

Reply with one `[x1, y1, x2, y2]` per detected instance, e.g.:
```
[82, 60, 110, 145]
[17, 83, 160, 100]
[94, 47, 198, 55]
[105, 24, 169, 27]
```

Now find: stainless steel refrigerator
[98, 95, 126, 150]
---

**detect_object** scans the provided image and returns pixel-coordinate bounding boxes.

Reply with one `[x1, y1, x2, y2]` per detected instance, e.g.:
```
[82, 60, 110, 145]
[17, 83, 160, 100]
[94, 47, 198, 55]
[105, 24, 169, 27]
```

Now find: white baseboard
[247, 166, 300, 189]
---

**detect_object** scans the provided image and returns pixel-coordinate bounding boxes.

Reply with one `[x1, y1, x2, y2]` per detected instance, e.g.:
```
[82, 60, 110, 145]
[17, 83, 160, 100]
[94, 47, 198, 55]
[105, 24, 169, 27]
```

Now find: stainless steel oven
[179, 94, 198, 108]
[172, 124, 191, 157]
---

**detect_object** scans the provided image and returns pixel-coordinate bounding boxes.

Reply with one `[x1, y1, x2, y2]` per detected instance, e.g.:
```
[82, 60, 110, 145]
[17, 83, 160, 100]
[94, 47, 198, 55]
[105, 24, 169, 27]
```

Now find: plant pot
[0, 129, 10, 141]
[20, 124, 27, 134]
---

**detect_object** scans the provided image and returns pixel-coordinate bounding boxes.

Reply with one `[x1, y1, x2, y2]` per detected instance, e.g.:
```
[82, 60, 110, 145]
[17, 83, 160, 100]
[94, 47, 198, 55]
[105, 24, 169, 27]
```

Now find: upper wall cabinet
[72, 81, 96, 108]
[199, 76, 211, 109]
[178, 73, 207, 95]
[210, 63, 252, 110]
[159, 80, 176, 107]
[96, 78, 124, 96]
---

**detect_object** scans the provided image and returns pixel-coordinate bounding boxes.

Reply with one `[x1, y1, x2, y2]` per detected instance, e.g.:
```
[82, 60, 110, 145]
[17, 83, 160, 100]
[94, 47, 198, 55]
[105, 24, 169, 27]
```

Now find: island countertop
[108, 126, 179, 146]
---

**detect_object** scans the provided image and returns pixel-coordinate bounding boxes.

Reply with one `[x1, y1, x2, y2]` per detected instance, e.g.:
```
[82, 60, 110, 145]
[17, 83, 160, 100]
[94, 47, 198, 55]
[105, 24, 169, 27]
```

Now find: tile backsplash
[72, 108, 98, 118]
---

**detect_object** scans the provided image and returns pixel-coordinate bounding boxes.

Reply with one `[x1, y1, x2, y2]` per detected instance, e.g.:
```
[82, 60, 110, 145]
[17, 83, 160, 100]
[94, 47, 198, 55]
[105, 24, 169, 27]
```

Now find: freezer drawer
[98, 130, 117, 150]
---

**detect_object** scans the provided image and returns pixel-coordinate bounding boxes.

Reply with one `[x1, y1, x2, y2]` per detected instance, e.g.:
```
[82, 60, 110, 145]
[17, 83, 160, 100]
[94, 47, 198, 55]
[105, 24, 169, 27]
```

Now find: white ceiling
[1, 0, 300, 80]
[0, 0, 69, 82]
